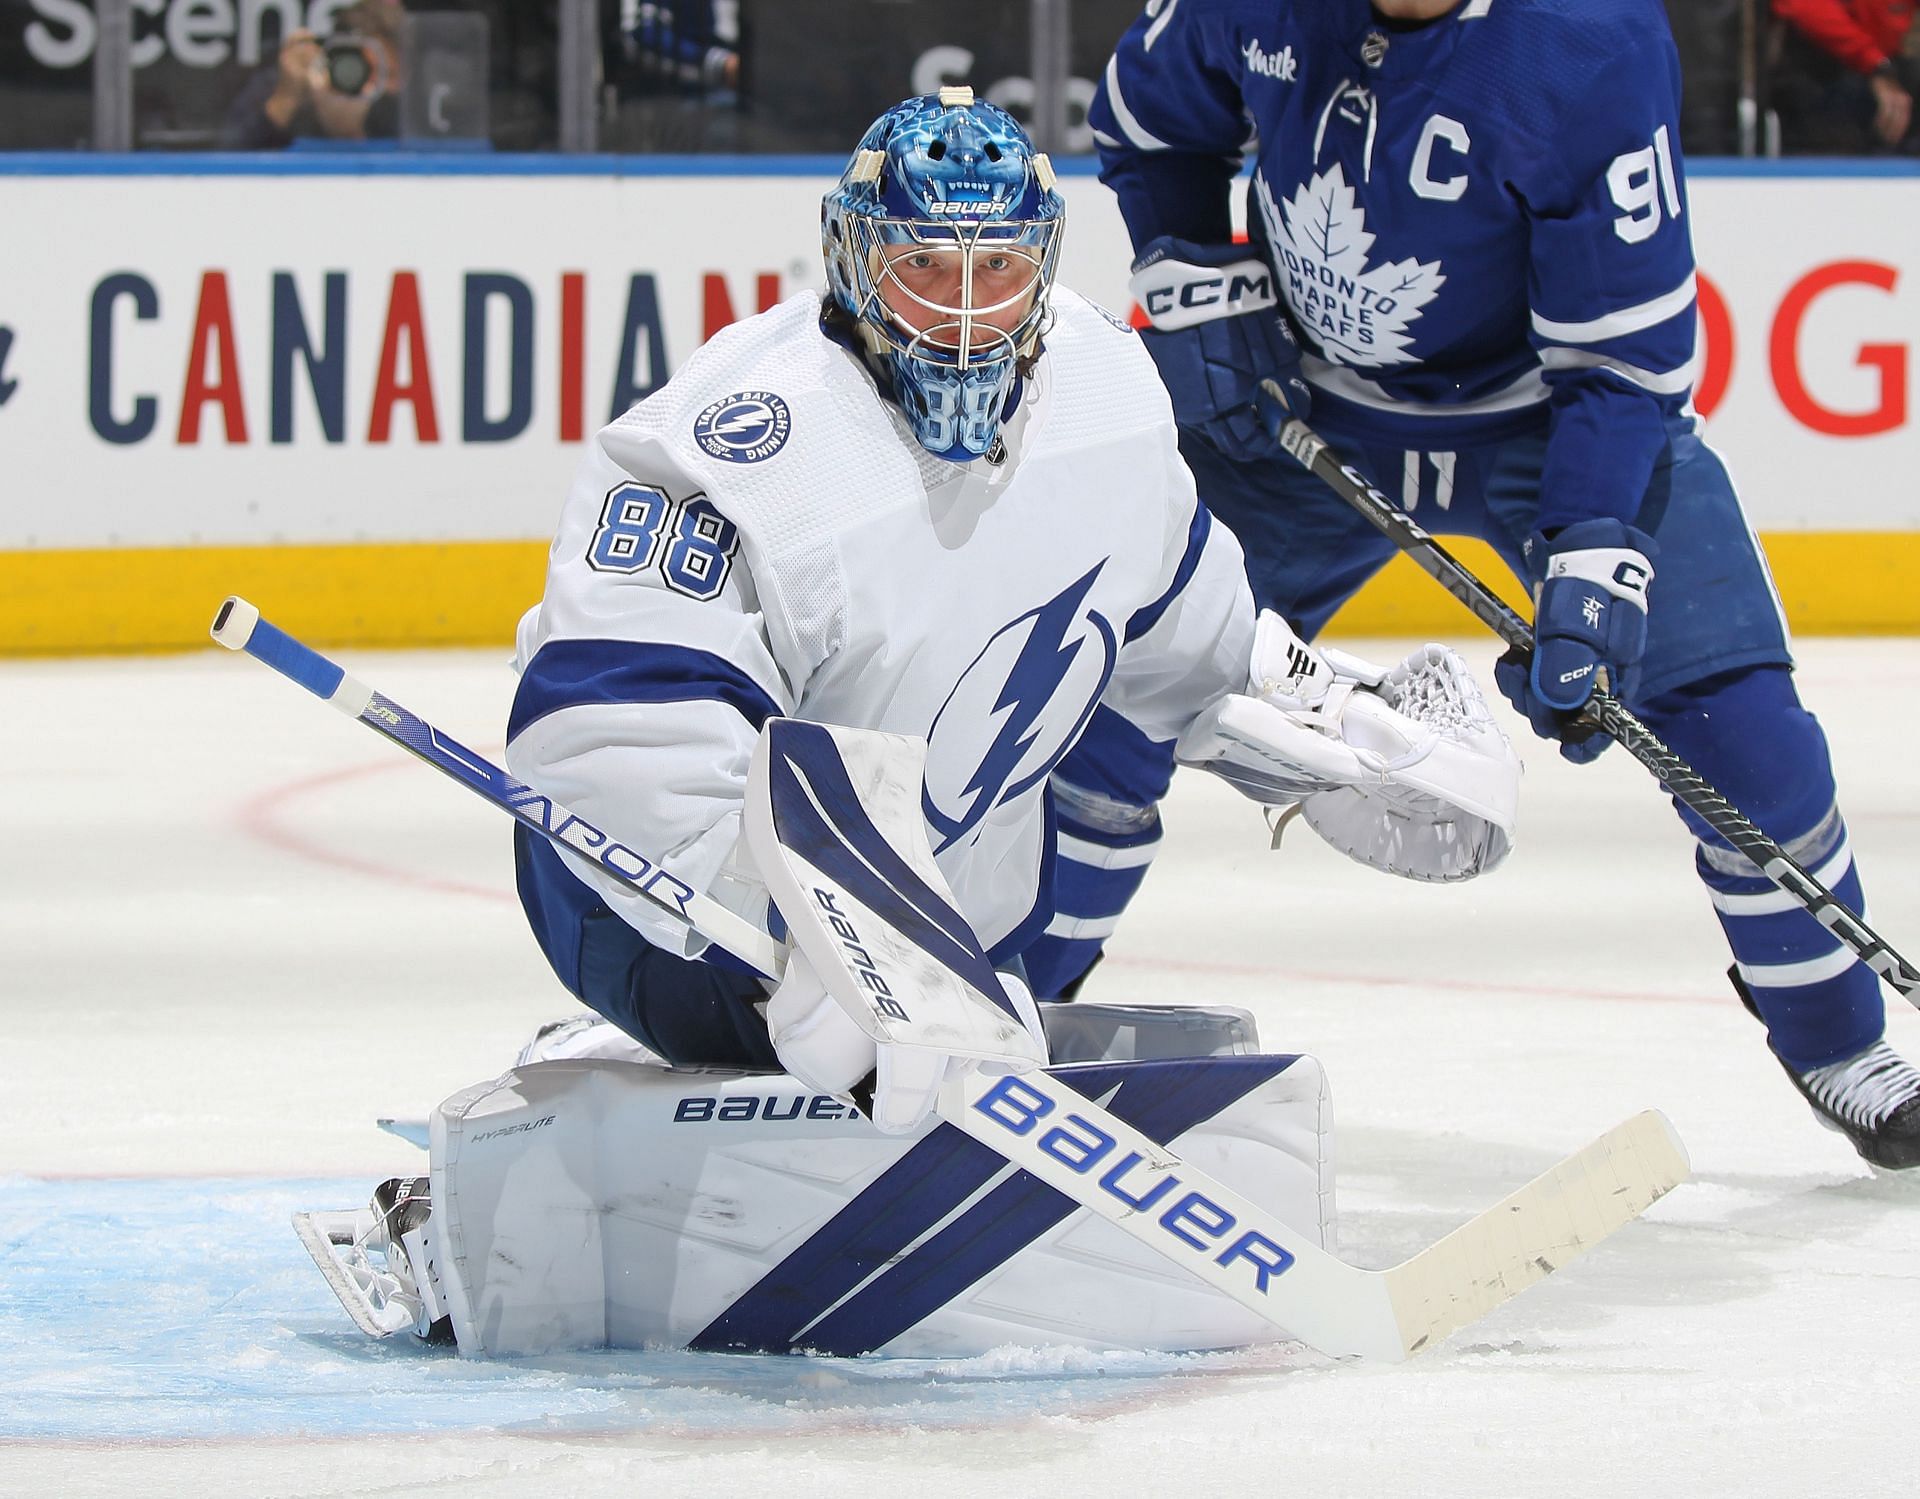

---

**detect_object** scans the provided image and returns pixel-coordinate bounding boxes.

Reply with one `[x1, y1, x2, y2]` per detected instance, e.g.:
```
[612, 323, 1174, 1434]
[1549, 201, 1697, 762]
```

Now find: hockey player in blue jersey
[1061, 0, 1920, 1168]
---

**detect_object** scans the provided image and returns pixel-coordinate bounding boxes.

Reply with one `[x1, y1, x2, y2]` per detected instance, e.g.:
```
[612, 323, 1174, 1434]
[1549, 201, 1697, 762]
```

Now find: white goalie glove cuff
[1174, 693, 1372, 802]
[1177, 613, 1521, 882]
[1174, 610, 1396, 802]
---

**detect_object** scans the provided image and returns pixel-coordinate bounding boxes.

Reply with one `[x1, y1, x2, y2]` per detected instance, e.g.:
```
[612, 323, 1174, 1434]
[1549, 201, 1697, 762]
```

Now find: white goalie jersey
[507, 289, 1255, 961]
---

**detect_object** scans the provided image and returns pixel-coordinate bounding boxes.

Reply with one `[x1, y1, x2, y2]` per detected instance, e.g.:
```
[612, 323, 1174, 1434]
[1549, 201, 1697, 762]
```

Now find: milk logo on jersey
[1254, 164, 1445, 368]
[922, 563, 1117, 853]
[1243, 38, 1298, 82]
[693, 390, 792, 463]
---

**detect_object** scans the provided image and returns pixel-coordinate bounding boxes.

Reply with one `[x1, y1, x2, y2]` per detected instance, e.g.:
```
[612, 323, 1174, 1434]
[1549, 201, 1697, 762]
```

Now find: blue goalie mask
[822, 87, 1065, 463]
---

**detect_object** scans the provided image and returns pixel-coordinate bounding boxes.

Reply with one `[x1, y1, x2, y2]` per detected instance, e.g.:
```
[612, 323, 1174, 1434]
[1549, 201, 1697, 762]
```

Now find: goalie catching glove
[1175, 612, 1521, 882]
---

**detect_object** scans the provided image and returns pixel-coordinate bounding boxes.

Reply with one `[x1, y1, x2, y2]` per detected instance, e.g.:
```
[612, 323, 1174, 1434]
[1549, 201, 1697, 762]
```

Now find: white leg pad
[422, 1054, 1334, 1359]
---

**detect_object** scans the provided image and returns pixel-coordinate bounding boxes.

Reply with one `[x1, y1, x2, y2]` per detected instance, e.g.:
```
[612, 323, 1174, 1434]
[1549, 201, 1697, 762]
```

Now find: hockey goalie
[294, 89, 1538, 1361]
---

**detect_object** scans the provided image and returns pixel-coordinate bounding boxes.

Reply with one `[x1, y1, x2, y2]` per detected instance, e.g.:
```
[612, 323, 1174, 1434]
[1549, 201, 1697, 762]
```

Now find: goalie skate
[293, 1176, 453, 1342]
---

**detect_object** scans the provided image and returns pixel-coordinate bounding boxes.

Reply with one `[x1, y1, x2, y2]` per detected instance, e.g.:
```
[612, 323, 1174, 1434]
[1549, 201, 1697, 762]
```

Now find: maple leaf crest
[1254, 164, 1445, 369]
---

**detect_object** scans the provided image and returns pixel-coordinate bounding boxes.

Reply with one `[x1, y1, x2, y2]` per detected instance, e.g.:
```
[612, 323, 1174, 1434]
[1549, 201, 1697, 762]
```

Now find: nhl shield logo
[693, 390, 792, 464]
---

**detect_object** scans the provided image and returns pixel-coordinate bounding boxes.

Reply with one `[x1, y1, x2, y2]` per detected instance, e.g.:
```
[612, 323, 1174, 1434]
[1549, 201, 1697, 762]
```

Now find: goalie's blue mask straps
[817, 304, 1028, 460]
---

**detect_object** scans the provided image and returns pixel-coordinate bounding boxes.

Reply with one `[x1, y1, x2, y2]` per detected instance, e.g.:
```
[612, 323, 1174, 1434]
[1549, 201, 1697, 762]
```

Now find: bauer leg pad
[353, 1052, 1332, 1359]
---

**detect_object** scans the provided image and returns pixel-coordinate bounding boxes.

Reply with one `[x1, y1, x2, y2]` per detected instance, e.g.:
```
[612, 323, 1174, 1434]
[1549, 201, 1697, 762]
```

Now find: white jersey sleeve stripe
[1303, 356, 1548, 418]
[1532, 273, 1698, 345]
[1538, 347, 1695, 396]
[1102, 54, 1173, 151]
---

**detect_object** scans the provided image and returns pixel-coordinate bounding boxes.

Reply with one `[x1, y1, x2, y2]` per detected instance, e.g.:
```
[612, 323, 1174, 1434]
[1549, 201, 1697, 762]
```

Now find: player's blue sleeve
[1089, 0, 1255, 247]
[1523, 31, 1698, 534]
[507, 436, 794, 959]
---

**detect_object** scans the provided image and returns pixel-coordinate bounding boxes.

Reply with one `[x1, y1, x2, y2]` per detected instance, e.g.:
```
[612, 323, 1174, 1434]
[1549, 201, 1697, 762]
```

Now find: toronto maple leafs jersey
[1091, 0, 1699, 530]
[506, 289, 1253, 964]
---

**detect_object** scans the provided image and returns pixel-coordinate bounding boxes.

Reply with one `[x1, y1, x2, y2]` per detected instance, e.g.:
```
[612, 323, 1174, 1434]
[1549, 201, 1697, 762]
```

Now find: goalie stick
[1263, 385, 1920, 1005]
[212, 594, 1688, 1361]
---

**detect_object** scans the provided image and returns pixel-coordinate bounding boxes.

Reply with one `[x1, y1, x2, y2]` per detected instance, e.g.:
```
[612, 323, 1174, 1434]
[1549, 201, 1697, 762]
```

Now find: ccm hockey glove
[1129, 237, 1311, 462]
[1495, 518, 1658, 765]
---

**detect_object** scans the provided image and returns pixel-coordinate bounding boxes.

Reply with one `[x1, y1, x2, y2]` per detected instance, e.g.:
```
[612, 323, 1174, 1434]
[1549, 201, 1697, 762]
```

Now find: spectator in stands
[622, 1, 741, 93]
[604, 2, 748, 152]
[221, 0, 410, 149]
[1771, 0, 1918, 153]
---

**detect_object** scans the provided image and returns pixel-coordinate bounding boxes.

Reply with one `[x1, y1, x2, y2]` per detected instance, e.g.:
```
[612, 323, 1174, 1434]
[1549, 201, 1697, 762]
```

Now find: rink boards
[2, 156, 1916, 653]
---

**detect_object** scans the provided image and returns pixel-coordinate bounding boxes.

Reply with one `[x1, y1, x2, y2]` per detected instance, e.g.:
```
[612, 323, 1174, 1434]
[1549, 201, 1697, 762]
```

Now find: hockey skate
[293, 1176, 454, 1342]
[1785, 1043, 1920, 1170]
[1731, 968, 1920, 1170]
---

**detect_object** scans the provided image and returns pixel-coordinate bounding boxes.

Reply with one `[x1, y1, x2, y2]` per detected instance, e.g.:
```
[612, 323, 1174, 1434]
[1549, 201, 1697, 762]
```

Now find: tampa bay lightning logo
[693, 390, 792, 464]
[923, 563, 1117, 853]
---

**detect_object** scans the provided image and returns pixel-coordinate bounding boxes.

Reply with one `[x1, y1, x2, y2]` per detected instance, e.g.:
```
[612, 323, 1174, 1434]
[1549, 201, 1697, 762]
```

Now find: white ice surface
[2, 640, 1917, 1497]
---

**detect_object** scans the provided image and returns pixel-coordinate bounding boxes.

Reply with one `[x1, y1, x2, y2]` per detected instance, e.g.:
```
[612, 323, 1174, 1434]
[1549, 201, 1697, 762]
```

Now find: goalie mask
[822, 87, 1065, 464]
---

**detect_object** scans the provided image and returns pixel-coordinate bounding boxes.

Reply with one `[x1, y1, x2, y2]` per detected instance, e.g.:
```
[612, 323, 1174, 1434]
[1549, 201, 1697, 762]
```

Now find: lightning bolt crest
[924, 562, 1111, 852]
[711, 407, 771, 436]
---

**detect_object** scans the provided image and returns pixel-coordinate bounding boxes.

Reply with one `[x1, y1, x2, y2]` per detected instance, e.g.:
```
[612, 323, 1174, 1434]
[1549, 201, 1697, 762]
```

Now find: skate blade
[292, 1209, 422, 1340]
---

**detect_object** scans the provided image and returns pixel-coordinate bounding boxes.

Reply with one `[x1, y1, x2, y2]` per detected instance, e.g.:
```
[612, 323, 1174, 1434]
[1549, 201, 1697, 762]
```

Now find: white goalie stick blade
[291, 1209, 419, 1339]
[1381, 1107, 1690, 1354]
[745, 719, 1044, 1070]
[950, 1068, 1691, 1362]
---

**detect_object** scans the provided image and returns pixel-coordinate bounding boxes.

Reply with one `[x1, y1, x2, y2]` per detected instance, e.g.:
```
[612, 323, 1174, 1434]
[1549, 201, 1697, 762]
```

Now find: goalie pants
[1029, 414, 1885, 1072]
[514, 826, 782, 1069]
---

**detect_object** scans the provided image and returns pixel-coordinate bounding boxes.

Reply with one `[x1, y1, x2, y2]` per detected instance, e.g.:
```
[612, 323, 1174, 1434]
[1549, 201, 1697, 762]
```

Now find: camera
[325, 35, 380, 97]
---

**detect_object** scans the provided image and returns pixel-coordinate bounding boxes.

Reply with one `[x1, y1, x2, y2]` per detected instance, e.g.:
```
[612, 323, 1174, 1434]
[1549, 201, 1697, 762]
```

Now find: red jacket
[1774, 0, 1917, 72]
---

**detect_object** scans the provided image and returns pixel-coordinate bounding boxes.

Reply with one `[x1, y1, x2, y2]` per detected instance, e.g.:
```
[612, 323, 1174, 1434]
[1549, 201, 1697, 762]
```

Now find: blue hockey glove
[1129, 236, 1310, 462]
[1493, 519, 1657, 764]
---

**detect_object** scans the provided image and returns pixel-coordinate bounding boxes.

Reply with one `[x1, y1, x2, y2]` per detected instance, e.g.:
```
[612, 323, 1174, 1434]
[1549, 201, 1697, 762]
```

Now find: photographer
[221, 0, 409, 149]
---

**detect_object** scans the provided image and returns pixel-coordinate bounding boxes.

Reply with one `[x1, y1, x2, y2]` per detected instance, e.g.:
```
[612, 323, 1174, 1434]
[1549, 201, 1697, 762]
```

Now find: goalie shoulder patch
[693, 390, 793, 464]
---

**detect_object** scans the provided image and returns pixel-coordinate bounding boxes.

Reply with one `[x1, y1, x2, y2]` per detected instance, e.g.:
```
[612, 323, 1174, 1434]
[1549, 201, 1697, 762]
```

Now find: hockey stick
[209, 597, 783, 981]
[212, 594, 1689, 1361]
[1262, 387, 1920, 1003]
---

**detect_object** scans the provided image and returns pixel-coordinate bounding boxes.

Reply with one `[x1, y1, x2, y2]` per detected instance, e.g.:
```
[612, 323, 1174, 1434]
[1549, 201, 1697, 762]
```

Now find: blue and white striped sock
[1698, 802, 1884, 1072]
[1022, 779, 1163, 1000]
